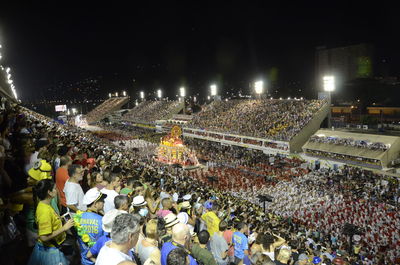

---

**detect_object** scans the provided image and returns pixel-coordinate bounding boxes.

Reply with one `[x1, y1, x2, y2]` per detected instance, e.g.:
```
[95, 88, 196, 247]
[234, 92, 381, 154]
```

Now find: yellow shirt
[201, 211, 220, 236]
[36, 201, 66, 247]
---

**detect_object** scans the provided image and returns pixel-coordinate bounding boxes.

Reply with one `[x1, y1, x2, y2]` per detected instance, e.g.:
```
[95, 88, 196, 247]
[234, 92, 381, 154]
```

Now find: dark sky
[0, 2, 399, 101]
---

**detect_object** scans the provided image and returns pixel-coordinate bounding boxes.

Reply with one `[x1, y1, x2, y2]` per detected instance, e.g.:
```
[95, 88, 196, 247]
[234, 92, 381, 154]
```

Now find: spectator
[56, 155, 72, 211]
[201, 202, 221, 237]
[167, 248, 190, 265]
[191, 230, 217, 265]
[209, 221, 229, 265]
[232, 222, 249, 265]
[77, 187, 107, 265]
[87, 209, 125, 263]
[275, 247, 292, 265]
[161, 223, 198, 265]
[28, 179, 75, 265]
[64, 164, 86, 212]
[137, 219, 161, 265]
[95, 213, 141, 265]
[114, 195, 130, 212]
[101, 172, 121, 213]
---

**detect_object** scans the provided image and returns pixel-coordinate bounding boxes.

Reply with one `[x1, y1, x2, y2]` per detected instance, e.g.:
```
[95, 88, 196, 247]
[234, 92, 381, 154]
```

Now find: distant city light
[323, 76, 335, 92]
[123, 91, 127, 96]
[157, 89, 162, 99]
[140, 91, 145, 99]
[180, 87, 186, 97]
[254, 80, 264, 94]
[108, 93, 111, 98]
[210, 84, 217, 96]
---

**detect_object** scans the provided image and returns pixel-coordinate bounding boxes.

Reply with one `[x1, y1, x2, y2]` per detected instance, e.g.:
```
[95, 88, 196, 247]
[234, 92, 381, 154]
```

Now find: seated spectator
[95, 213, 141, 265]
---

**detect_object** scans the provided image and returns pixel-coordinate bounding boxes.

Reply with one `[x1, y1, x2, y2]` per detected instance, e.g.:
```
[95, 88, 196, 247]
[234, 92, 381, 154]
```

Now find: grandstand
[123, 100, 183, 124]
[184, 99, 329, 153]
[303, 129, 400, 169]
[84, 96, 129, 124]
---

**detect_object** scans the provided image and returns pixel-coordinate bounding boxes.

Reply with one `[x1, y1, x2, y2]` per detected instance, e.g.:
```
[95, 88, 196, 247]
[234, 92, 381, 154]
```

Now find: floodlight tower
[323, 76, 335, 128]
[254, 80, 264, 99]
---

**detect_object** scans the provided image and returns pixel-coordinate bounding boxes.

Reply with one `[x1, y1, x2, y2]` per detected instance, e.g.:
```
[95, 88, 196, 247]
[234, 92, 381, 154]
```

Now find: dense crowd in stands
[85, 97, 129, 124]
[188, 99, 326, 141]
[0, 99, 399, 265]
[123, 100, 182, 124]
[304, 149, 382, 168]
[309, 136, 389, 151]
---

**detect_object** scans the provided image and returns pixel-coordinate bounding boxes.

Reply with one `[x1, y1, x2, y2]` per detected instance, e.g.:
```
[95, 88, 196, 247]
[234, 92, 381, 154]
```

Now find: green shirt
[191, 244, 218, 265]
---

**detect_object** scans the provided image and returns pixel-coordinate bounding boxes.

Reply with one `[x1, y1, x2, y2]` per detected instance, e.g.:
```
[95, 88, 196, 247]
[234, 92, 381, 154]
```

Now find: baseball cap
[313, 256, 322, 264]
[28, 160, 52, 181]
[83, 188, 107, 205]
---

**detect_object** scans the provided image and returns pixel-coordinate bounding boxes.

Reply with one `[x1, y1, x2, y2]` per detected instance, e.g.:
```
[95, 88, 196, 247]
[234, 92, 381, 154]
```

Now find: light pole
[210, 84, 217, 100]
[180, 87, 186, 114]
[254, 80, 264, 99]
[323, 76, 335, 128]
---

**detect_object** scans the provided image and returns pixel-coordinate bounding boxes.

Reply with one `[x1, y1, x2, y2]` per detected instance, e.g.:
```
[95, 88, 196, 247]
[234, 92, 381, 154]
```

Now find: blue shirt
[89, 233, 111, 257]
[161, 242, 198, 265]
[78, 212, 104, 265]
[232, 231, 248, 259]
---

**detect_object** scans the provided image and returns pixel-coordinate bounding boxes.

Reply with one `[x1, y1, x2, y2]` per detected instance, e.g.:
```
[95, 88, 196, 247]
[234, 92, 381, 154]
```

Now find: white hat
[172, 193, 179, 202]
[182, 194, 192, 201]
[177, 212, 189, 224]
[83, 188, 107, 205]
[132, 195, 147, 207]
[164, 213, 180, 228]
[180, 201, 191, 209]
[102, 209, 125, 232]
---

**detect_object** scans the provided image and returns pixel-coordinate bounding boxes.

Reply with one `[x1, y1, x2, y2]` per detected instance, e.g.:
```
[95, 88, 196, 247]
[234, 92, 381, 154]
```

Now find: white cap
[83, 188, 107, 205]
[172, 193, 179, 202]
[102, 209, 125, 232]
[177, 212, 189, 224]
[131, 195, 147, 207]
[182, 194, 192, 201]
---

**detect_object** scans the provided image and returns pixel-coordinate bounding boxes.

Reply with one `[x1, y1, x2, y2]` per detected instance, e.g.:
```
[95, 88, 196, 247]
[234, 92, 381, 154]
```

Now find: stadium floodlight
[11, 88, 18, 100]
[254, 80, 264, 95]
[180, 87, 186, 97]
[6, 67, 10, 73]
[72, 108, 77, 115]
[115, 92, 119, 97]
[207, 96, 211, 100]
[7, 79, 13, 84]
[323, 76, 335, 92]
[157, 89, 162, 99]
[108, 93, 112, 98]
[123, 91, 127, 96]
[140, 91, 145, 99]
[210, 84, 217, 96]
[7, 73, 11, 79]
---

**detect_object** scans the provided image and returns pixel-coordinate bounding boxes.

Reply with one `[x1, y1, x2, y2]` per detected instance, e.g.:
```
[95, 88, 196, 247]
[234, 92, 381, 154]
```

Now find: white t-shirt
[63, 180, 87, 211]
[101, 188, 119, 213]
[95, 241, 133, 265]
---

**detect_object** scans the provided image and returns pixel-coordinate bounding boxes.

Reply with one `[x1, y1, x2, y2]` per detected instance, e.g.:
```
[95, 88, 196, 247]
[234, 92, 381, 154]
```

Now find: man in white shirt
[95, 213, 140, 265]
[101, 172, 121, 213]
[64, 164, 87, 212]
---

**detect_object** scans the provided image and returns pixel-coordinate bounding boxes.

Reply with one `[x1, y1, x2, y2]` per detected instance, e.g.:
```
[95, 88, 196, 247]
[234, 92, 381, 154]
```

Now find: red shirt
[56, 167, 69, 206]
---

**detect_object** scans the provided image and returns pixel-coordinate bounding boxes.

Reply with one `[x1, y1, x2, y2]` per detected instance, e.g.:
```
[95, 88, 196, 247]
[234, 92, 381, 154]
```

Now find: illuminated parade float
[155, 126, 199, 167]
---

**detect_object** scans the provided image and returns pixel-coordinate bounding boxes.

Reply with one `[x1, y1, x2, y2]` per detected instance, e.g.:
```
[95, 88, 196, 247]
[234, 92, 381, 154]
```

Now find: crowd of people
[85, 97, 129, 124]
[188, 99, 326, 141]
[123, 100, 182, 124]
[309, 136, 389, 151]
[0, 99, 399, 265]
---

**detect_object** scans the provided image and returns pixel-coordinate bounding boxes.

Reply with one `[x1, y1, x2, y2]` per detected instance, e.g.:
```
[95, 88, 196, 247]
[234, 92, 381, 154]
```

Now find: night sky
[1, 2, 399, 101]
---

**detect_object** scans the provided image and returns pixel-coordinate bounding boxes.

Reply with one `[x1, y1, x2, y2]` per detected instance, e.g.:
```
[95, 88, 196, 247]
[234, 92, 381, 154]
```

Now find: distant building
[315, 43, 373, 90]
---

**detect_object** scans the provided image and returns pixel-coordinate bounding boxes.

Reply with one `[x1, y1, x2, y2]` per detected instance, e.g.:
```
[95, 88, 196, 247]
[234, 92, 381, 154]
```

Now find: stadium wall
[289, 102, 329, 152]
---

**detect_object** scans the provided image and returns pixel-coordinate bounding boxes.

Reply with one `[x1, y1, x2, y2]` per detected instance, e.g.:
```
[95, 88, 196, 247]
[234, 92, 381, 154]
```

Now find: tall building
[315, 43, 373, 91]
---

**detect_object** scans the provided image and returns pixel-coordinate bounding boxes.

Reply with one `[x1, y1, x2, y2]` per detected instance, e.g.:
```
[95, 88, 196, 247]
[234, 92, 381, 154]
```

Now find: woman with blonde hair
[137, 219, 161, 265]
